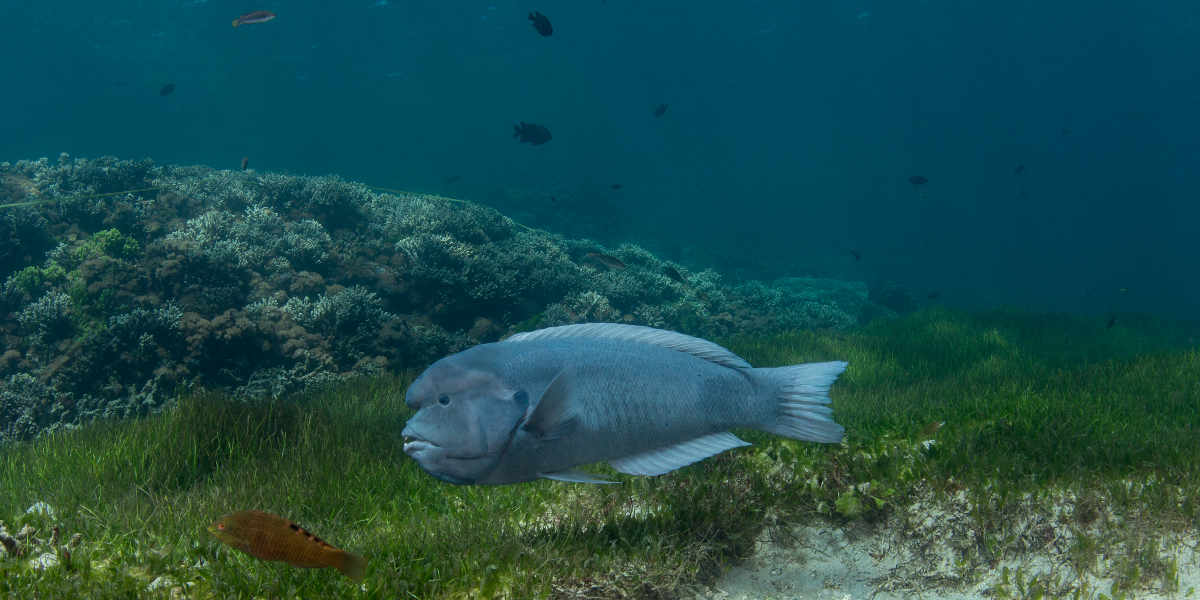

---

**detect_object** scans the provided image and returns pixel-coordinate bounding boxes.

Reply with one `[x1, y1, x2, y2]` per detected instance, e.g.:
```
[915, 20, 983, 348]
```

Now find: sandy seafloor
[703, 488, 1199, 600]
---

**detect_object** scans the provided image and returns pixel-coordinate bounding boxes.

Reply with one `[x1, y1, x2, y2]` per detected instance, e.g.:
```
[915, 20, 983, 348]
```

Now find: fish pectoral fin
[521, 366, 579, 439]
[541, 468, 616, 484]
[608, 431, 750, 476]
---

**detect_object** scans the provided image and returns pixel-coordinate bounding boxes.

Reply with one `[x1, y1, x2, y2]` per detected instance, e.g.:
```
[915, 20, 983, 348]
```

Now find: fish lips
[401, 425, 493, 485]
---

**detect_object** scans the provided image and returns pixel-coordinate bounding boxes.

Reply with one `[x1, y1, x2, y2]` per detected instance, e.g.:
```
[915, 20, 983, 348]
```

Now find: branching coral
[0, 154, 895, 442]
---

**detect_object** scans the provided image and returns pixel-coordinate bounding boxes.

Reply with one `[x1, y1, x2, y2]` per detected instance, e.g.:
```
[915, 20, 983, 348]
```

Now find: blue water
[2, 0, 1197, 318]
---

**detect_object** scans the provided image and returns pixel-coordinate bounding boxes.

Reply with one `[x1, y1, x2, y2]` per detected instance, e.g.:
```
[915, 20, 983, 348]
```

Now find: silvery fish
[401, 324, 846, 485]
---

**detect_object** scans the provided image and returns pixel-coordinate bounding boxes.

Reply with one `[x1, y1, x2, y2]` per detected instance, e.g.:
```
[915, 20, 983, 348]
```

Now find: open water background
[1, 0, 1197, 318]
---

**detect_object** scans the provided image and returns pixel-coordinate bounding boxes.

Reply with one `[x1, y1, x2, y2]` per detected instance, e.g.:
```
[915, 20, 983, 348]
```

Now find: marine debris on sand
[0, 154, 896, 443]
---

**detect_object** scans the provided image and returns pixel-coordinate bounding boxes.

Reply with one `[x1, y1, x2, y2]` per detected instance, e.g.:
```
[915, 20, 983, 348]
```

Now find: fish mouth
[402, 428, 433, 454]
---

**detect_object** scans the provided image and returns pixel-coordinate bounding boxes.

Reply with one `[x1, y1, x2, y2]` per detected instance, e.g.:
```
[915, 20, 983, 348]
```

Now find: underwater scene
[1, 0, 1199, 598]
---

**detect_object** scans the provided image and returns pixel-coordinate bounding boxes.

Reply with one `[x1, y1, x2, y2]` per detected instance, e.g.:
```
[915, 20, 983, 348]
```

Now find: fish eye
[218, 523, 225, 530]
[438, 393, 450, 405]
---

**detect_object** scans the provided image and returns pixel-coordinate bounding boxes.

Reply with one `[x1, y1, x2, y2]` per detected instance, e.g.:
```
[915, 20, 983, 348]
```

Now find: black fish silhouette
[654, 104, 668, 116]
[611, 184, 622, 189]
[513, 122, 552, 145]
[663, 266, 686, 284]
[159, 83, 175, 96]
[850, 250, 861, 260]
[528, 11, 552, 36]
[1014, 164, 1024, 175]
[1106, 317, 1118, 330]
[1060, 128, 1069, 136]
[909, 175, 928, 185]
[924, 292, 942, 299]
[444, 174, 460, 184]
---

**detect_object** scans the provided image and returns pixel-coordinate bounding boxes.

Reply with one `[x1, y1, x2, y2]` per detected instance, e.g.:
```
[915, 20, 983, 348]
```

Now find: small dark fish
[444, 174, 460, 184]
[923, 292, 942, 299]
[1060, 128, 1069, 136]
[550, 195, 557, 202]
[611, 184, 622, 190]
[697, 292, 709, 300]
[1106, 317, 1119, 331]
[233, 11, 276, 27]
[909, 175, 928, 185]
[653, 104, 668, 117]
[663, 266, 685, 284]
[587, 252, 625, 270]
[208, 510, 367, 582]
[920, 421, 945, 436]
[1014, 163, 1024, 175]
[850, 250, 861, 260]
[115, 81, 129, 87]
[158, 83, 175, 96]
[513, 122, 552, 145]
[528, 11, 553, 36]
[1018, 189, 1029, 197]
[241, 156, 249, 171]
[913, 187, 928, 199]
[1119, 288, 1130, 293]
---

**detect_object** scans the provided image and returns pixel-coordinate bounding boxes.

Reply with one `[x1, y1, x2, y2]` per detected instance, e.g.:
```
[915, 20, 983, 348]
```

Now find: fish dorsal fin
[505, 324, 752, 369]
[521, 366, 578, 439]
[540, 468, 617, 484]
[608, 431, 750, 476]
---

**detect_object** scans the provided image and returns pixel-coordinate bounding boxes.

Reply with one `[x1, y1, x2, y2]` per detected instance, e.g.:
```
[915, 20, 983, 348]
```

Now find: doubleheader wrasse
[208, 510, 367, 582]
[401, 324, 847, 485]
[233, 11, 276, 27]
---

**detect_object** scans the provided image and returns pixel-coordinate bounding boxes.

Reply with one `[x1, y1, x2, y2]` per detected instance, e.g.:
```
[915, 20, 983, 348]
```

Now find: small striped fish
[207, 510, 368, 582]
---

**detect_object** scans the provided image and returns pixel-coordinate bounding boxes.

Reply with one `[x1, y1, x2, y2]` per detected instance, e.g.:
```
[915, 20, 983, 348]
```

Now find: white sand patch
[704, 487, 1200, 600]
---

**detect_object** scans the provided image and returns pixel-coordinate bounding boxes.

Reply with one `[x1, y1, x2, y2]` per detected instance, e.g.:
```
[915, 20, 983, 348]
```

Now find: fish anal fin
[541, 468, 616, 484]
[608, 431, 750, 476]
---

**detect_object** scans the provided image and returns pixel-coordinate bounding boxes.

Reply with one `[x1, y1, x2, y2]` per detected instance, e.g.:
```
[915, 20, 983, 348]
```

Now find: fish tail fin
[232, 19, 241, 27]
[336, 550, 369, 583]
[513, 124, 522, 137]
[528, 11, 536, 20]
[755, 361, 847, 443]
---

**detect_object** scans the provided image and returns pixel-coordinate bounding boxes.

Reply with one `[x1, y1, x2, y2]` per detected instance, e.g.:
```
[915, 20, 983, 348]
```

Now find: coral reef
[0, 154, 894, 443]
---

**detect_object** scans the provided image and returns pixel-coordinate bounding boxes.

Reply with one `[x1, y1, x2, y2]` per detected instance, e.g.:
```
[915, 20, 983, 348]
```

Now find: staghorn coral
[17, 292, 74, 348]
[736, 277, 894, 331]
[0, 374, 68, 443]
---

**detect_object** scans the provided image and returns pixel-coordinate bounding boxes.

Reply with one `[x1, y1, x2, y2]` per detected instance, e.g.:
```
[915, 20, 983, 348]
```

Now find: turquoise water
[2, 0, 1198, 317]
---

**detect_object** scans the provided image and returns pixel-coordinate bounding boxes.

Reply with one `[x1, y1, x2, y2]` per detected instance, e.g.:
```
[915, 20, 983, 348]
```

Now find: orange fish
[587, 253, 625, 270]
[208, 510, 368, 582]
[232, 11, 276, 27]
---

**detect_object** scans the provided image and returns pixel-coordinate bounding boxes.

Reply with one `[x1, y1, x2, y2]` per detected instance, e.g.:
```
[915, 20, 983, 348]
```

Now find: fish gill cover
[0, 154, 895, 444]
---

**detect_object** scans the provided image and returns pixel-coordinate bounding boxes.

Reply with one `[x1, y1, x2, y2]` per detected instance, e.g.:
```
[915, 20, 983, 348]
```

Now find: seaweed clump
[0, 154, 894, 443]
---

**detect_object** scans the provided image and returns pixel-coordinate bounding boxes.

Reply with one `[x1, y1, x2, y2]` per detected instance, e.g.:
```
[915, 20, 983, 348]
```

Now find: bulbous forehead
[406, 349, 508, 408]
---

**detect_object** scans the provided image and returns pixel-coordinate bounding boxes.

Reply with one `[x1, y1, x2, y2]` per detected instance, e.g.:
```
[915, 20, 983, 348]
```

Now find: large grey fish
[401, 324, 846, 485]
